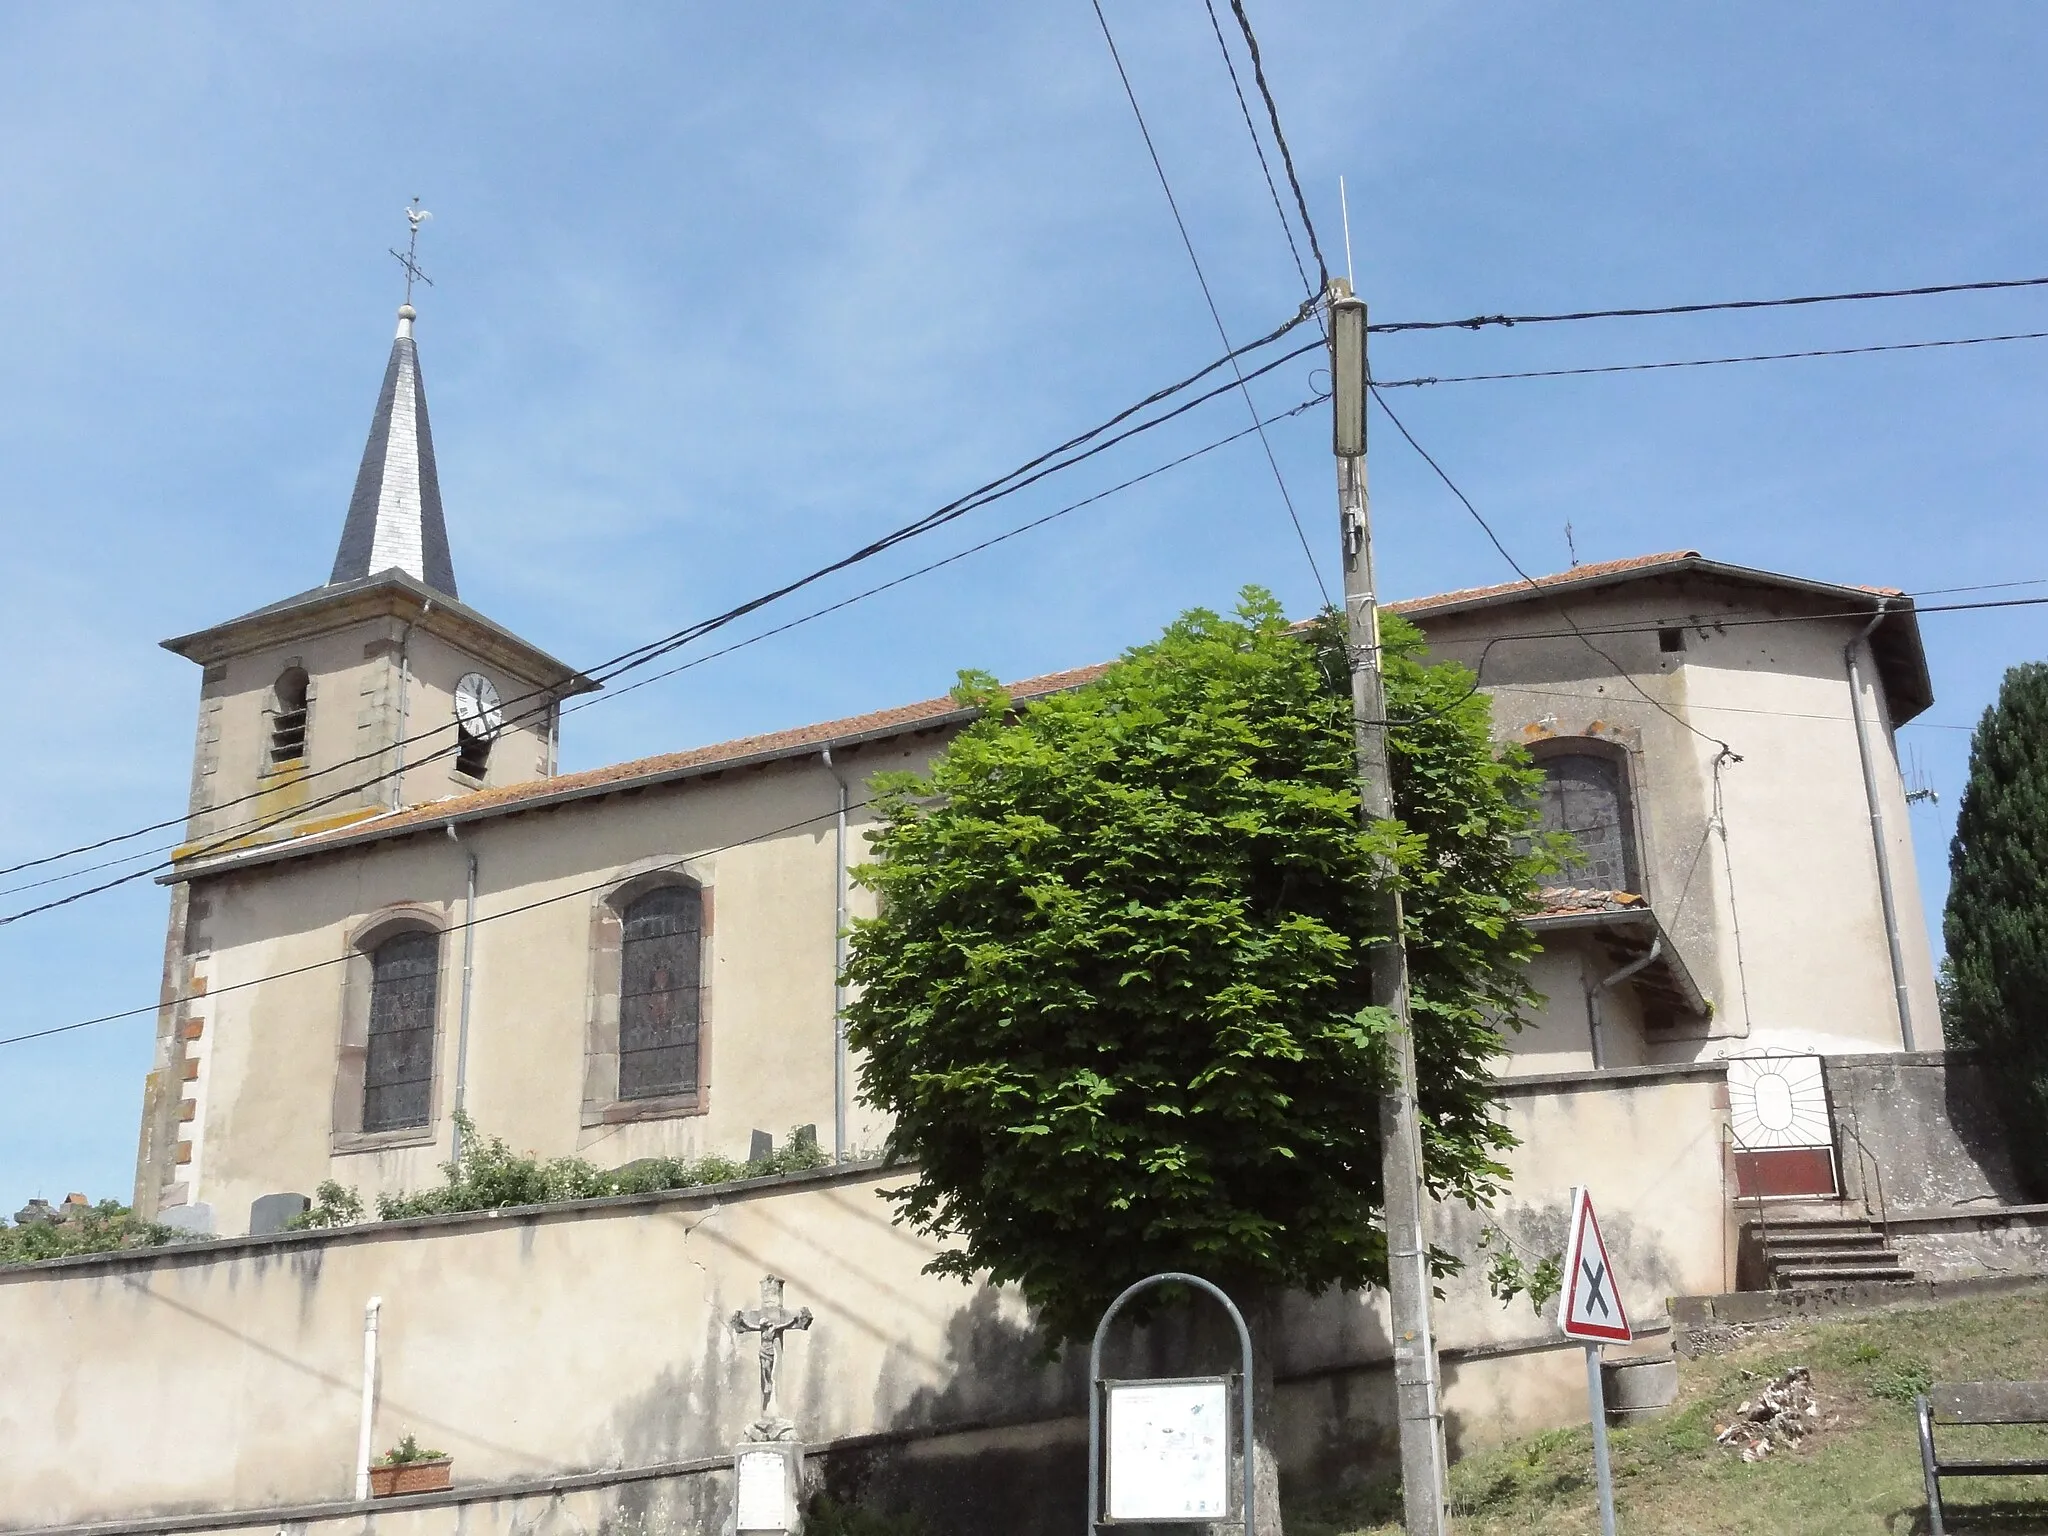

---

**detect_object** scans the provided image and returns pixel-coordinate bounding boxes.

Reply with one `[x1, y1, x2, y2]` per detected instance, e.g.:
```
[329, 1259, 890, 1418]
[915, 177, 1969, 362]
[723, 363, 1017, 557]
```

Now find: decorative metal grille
[363, 930, 439, 1131]
[619, 885, 703, 1100]
[1537, 753, 1639, 892]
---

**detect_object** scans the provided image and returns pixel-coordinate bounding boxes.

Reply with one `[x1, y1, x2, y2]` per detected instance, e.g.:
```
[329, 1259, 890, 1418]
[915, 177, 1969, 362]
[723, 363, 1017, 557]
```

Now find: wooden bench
[1917, 1381, 2048, 1534]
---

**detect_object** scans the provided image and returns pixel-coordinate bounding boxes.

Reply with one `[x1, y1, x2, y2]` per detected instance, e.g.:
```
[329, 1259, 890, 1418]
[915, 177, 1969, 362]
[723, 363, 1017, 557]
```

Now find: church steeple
[329, 302, 457, 597]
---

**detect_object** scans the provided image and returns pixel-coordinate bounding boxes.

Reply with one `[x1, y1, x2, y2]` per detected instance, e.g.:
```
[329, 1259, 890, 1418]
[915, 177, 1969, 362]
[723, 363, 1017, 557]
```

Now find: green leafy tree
[1943, 661, 2048, 1195]
[844, 592, 1551, 1527]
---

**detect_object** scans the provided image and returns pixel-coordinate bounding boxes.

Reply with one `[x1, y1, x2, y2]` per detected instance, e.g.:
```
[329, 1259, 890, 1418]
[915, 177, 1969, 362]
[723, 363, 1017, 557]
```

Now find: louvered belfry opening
[363, 930, 440, 1131]
[269, 668, 310, 767]
[618, 885, 703, 1100]
[456, 733, 492, 780]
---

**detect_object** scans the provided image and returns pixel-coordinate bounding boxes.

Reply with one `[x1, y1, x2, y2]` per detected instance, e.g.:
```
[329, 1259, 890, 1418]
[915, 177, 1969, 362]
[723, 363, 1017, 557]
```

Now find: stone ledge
[2, 1455, 731, 1536]
[1494, 1061, 1727, 1096]
[0, 1158, 893, 1287]
[1670, 1270, 2048, 1336]
[1885, 1202, 2048, 1229]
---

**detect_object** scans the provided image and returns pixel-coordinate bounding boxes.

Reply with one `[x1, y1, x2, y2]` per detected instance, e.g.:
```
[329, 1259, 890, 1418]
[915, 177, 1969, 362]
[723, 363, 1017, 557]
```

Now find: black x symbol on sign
[1581, 1257, 1611, 1318]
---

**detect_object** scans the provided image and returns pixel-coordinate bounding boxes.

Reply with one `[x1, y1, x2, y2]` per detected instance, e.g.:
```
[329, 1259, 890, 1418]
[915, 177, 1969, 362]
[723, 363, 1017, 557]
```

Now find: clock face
[453, 672, 504, 741]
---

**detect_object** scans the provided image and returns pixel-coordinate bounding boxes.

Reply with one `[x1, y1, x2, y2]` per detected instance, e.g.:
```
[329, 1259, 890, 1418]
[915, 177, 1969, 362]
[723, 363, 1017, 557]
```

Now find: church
[131, 300, 1941, 1234]
[9, 295, 2015, 1536]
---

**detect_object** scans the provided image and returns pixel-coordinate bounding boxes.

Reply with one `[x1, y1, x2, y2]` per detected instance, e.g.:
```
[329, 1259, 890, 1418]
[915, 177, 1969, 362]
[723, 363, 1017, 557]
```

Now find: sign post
[1559, 1186, 1632, 1536]
[1087, 1273, 1255, 1534]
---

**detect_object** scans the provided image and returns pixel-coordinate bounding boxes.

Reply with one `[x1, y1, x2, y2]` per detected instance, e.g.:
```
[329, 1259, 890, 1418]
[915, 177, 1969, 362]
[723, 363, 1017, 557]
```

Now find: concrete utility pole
[1328, 279, 1451, 1535]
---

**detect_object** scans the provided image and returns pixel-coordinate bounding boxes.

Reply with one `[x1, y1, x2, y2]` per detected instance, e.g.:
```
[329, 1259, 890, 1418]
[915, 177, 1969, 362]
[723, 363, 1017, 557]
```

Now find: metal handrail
[1724, 1122, 1779, 1290]
[1839, 1112, 1890, 1248]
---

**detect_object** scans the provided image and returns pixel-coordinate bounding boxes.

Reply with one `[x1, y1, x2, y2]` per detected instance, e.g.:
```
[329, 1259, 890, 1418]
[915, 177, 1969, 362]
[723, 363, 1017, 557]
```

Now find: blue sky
[1, 3, 2042, 1205]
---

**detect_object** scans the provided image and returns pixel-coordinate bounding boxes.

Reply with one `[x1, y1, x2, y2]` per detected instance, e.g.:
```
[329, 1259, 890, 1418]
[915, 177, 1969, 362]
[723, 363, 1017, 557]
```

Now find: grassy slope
[1294, 1289, 2048, 1536]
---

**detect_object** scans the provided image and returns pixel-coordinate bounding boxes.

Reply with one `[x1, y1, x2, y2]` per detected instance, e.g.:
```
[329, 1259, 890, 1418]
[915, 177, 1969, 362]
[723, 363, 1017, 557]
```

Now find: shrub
[0, 1199, 180, 1266]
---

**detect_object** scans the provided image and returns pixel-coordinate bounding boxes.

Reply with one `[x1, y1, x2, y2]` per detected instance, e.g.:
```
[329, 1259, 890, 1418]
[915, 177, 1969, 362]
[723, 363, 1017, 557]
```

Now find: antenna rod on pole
[1329, 277, 1450, 1535]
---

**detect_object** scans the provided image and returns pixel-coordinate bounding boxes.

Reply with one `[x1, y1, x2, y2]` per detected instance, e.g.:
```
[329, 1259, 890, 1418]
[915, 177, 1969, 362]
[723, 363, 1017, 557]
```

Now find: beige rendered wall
[178, 614, 556, 852]
[1416, 577, 1934, 1063]
[14, 1072, 1730, 1532]
[175, 742, 919, 1232]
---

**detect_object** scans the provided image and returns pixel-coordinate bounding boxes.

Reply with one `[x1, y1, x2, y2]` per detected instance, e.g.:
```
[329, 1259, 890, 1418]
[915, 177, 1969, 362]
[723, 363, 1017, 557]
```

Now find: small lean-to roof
[1390, 548, 1932, 724]
[1527, 887, 1709, 1017]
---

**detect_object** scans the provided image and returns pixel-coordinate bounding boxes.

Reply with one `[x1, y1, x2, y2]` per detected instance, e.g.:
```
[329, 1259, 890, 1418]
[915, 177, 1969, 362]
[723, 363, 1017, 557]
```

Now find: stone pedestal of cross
[728, 1276, 814, 1535]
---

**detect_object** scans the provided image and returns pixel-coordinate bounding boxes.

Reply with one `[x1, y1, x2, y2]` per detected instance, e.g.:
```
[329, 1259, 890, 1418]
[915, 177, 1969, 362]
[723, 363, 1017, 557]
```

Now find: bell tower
[136, 237, 596, 1219]
[159, 299, 594, 859]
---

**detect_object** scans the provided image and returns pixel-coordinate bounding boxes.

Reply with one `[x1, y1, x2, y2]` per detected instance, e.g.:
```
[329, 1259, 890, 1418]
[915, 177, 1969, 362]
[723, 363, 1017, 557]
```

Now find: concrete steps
[1741, 1213, 1915, 1291]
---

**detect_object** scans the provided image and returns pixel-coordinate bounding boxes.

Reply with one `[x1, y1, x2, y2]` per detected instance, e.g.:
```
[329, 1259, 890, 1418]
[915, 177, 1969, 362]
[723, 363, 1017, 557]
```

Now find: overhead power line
[6, 586, 2038, 1050]
[1374, 329, 2048, 387]
[577, 395, 1330, 712]
[1368, 385, 1738, 758]
[1369, 273, 2048, 335]
[1089, 0, 1333, 608]
[0, 799, 867, 1050]
[1202, 0, 1315, 304]
[0, 314, 1322, 895]
[1225, 0, 1329, 288]
[0, 367, 1328, 927]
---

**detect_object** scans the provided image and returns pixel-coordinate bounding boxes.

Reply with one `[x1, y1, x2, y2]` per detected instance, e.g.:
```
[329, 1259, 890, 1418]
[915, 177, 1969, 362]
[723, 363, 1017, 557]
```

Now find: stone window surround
[583, 858, 715, 1128]
[331, 902, 453, 1155]
[1524, 729, 1654, 904]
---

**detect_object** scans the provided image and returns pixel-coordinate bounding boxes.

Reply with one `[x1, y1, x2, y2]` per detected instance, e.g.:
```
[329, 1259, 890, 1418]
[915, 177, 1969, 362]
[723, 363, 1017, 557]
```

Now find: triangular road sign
[1559, 1186, 1632, 1344]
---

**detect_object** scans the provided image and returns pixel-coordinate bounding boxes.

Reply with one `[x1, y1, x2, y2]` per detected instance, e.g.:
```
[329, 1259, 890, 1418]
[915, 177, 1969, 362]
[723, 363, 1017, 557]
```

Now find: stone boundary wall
[1825, 1051, 2025, 1214]
[0, 1069, 1732, 1536]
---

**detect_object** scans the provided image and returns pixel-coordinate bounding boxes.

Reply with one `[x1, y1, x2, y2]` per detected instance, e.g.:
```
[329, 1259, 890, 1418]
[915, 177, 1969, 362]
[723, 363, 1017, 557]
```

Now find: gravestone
[156, 1203, 215, 1237]
[249, 1193, 310, 1235]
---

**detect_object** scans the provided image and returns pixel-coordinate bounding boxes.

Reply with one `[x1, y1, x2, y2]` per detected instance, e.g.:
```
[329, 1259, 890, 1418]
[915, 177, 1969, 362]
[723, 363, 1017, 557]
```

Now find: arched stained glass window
[619, 885, 703, 1100]
[363, 930, 439, 1131]
[1537, 752, 1639, 893]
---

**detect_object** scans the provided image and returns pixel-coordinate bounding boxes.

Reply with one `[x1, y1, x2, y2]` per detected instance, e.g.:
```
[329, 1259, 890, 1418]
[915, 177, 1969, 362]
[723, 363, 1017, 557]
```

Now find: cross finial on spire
[390, 198, 434, 306]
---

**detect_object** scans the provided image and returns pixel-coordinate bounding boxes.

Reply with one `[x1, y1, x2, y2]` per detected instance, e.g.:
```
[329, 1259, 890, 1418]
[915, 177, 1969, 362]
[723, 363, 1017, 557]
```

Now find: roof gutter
[1845, 600, 1918, 1051]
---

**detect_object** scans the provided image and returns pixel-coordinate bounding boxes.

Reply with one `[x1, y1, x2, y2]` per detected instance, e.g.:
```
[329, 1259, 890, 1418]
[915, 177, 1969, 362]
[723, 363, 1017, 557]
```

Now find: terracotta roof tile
[1389, 551, 1703, 616]
[187, 545, 1916, 877]
[244, 659, 1114, 862]
[1529, 886, 1649, 920]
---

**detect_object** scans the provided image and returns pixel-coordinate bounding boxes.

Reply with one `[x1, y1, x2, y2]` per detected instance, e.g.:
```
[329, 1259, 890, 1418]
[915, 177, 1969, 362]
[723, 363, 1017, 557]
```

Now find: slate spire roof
[329, 304, 458, 597]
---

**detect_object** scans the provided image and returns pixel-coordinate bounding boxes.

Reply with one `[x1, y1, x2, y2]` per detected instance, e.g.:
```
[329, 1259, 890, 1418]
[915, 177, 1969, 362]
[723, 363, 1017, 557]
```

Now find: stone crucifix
[731, 1274, 813, 1441]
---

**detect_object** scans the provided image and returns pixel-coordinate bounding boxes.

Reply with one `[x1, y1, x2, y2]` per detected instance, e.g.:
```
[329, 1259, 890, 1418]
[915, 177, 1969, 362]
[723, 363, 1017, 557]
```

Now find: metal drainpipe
[1845, 602, 1918, 1051]
[354, 1296, 382, 1500]
[1587, 937, 1663, 1070]
[445, 823, 478, 1165]
[821, 748, 854, 1162]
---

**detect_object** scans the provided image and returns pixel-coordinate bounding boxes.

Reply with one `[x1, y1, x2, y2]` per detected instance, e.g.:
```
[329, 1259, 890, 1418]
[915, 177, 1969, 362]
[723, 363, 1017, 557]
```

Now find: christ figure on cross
[731, 1274, 813, 1437]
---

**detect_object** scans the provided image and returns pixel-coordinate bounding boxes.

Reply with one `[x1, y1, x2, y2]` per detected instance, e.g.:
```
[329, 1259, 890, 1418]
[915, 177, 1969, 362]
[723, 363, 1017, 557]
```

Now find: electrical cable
[1373, 329, 2048, 387]
[576, 394, 1330, 713]
[5, 578, 2034, 1046]
[0, 317, 1322, 890]
[1090, 0, 1333, 609]
[1202, 0, 1315, 305]
[0, 797, 868, 1050]
[0, 378, 1332, 925]
[1369, 274, 2048, 335]
[1225, 0, 1329, 288]
[1368, 385, 1739, 757]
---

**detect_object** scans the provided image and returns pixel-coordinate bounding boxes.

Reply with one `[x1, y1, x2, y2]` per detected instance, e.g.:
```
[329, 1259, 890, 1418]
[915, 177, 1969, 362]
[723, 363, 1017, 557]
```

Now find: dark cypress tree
[1943, 661, 2048, 1196]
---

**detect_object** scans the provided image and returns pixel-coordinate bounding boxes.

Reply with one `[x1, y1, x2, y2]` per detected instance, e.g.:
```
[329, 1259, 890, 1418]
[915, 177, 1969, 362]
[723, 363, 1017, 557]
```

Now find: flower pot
[369, 1458, 452, 1497]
